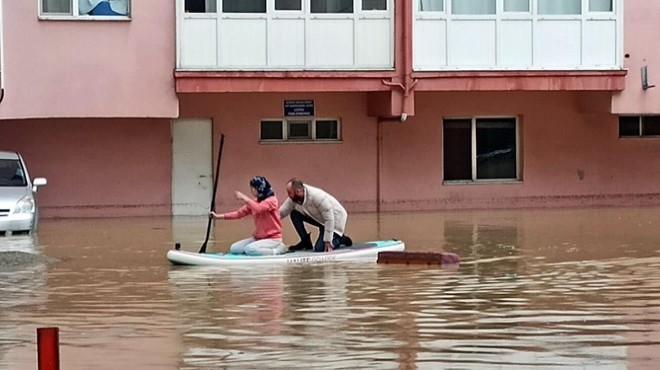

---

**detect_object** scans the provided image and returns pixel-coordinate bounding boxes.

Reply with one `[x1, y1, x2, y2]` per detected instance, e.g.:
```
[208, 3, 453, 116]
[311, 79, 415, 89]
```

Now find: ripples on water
[1, 209, 660, 369]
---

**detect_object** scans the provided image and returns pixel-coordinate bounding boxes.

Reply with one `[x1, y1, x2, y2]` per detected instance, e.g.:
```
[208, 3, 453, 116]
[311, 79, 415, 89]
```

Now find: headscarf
[250, 176, 274, 202]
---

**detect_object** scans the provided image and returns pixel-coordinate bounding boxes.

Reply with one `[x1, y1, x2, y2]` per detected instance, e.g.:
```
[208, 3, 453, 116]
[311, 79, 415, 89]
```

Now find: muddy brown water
[1, 207, 660, 369]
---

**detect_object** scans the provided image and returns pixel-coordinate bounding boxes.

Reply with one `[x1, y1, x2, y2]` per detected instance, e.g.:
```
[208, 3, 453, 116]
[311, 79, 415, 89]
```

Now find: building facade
[0, 0, 658, 218]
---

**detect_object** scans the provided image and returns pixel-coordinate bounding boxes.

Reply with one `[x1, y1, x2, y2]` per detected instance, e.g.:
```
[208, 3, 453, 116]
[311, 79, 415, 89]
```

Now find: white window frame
[260, 118, 342, 143]
[39, 0, 131, 20]
[443, 116, 521, 184]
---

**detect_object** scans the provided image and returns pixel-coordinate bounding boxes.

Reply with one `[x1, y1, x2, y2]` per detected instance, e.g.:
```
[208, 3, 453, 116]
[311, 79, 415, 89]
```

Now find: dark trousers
[290, 210, 342, 252]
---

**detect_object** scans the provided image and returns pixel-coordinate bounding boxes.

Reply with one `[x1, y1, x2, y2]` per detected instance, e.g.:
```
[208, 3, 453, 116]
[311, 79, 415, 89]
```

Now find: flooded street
[2, 207, 660, 369]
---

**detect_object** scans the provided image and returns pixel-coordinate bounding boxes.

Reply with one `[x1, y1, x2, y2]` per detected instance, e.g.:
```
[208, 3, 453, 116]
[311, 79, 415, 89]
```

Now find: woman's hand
[235, 191, 250, 202]
[209, 211, 224, 219]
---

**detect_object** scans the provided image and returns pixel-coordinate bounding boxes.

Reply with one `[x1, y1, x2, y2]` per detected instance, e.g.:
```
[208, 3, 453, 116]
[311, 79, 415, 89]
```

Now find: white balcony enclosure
[414, 0, 623, 71]
[177, 0, 394, 70]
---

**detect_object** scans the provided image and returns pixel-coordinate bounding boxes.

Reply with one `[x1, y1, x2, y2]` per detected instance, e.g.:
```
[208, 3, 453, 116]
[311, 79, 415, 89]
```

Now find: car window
[0, 159, 27, 187]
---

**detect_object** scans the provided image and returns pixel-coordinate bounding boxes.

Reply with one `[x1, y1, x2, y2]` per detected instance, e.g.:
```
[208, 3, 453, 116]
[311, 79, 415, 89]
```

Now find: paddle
[198, 133, 225, 254]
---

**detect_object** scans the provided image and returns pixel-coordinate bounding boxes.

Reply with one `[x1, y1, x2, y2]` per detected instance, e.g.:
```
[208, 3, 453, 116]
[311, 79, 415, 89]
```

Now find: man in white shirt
[280, 178, 352, 253]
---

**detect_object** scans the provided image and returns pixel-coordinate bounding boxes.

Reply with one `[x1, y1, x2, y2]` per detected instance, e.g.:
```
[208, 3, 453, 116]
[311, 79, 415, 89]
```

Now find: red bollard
[37, 327, 60, 370]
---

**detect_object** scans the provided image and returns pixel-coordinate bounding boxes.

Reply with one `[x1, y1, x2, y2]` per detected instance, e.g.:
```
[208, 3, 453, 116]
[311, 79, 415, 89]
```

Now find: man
[280, 178, 352, 253]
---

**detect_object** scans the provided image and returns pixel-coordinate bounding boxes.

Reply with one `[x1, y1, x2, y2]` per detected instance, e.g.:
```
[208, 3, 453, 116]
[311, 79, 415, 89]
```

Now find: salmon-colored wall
[0, 1, 178, 119]
[612, 0, 660, 113]
[178, 93, 379, 213]
[0, 119, 172, 217]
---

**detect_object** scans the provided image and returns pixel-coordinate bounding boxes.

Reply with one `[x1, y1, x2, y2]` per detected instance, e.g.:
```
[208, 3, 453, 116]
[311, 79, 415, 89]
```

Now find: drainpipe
[0, 0, 4, 104]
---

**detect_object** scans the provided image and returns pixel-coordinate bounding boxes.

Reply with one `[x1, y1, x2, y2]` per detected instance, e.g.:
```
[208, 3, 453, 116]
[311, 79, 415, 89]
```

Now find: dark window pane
[619, 116, 640, 137]
[275, 0, 301, 10]
[186, 0, 216, 12]
[642, 116, 660, 136]
[289, 121, 311, 139]
[0, 159, 26, 187]
[311, 0, 353, 13]
[316, 120, 339, 139]
[476, 118, 517, 180]
[443, 119, 472, 181]
[223, 0, 266, 13]
[261, 121, 283, 140]
[363, 0, 386, 10]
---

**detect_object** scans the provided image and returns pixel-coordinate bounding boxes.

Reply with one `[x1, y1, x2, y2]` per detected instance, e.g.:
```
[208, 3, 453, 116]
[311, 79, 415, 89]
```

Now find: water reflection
[0, 207, 660, 369]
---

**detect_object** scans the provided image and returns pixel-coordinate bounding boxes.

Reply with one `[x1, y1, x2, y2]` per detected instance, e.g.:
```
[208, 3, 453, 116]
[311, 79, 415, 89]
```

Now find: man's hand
[324, 241, 333, 252]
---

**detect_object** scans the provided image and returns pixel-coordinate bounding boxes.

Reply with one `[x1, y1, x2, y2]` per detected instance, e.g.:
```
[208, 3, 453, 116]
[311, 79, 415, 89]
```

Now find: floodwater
[2, 207, 660, 369]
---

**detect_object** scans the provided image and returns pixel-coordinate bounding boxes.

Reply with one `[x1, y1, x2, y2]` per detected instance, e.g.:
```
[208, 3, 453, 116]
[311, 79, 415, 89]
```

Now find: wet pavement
[1, 207, 660, 369]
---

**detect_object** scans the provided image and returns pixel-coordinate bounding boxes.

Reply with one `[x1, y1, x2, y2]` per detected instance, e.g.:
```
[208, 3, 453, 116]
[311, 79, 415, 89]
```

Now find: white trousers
[229, 237, 286, 256]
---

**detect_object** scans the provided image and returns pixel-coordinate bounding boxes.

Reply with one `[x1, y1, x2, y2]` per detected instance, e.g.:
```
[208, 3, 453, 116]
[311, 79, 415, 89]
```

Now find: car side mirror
[32, 177, 47, 192]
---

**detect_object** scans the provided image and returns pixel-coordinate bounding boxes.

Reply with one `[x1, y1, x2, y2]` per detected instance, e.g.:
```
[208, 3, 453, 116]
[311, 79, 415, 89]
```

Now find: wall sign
[284, 100, 314, 116]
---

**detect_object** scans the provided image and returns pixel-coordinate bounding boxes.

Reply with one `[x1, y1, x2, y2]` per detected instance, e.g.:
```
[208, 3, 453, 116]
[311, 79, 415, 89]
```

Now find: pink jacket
[222, 195, 282, 240]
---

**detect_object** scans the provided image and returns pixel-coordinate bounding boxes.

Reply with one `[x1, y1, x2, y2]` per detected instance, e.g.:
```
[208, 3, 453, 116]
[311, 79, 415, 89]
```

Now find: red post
[37, 327, 60, 370]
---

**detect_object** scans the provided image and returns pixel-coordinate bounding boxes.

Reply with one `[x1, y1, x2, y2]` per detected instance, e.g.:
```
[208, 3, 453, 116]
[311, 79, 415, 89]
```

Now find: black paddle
[198, 134, 225, 254]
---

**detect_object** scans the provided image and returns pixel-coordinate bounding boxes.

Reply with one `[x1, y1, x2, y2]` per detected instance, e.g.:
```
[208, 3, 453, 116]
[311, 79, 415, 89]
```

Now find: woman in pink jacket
[210, 176, 286, 256]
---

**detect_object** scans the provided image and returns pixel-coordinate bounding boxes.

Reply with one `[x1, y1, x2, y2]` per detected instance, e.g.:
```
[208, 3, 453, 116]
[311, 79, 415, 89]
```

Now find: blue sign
[284, 100, 314, 116]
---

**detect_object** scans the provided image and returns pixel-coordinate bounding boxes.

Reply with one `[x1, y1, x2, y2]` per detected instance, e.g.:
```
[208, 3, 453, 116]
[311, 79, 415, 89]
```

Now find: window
[504, 0, 529, 12]
[311, 0, 353, 13]
[41, 0, 130, 17]
[260, 119, 341, 142]
[443, 117, 518, 181]
[420, 0, 443, 12]
[451, 0, 496, 15]
[363, 0, 387, 11]
[538, 0, 581, 15]
[223, 0, 266, 13]
[185, 0, 217, 13]
[275, 0, 301, 11]
[589, 0, 612, 12]
[619, 116, 660, 138]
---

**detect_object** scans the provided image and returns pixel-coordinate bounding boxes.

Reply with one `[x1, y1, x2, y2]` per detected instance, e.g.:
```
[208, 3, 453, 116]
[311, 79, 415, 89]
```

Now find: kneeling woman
[210, 176, 286, 256]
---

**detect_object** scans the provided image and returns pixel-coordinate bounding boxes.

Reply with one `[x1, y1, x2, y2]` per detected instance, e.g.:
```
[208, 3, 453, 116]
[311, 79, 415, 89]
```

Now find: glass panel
[619, 116, 640, 137]
[186, 0, 217, 13]
[504, 0, 529, 12]
[420, 0, 443, 11]
[363, 0, 386, 10]
[0, 159, 26, 187]
[589, 0, 612, 12]
[288, 121, 311, 139]
[476, 118, 517, 180]
[42, 0, 71, 14]
[311, 0, 353, 13]
[642, 116, 660, 136]
[260, 121, 284, 140]
[223, 0, 266, 13]
[538, 0, 581, 15]
[451, 0, 495, 15]
[275, 0, 301, 10]
[316, 120, 339, 139]
[443, 119, 472, 181]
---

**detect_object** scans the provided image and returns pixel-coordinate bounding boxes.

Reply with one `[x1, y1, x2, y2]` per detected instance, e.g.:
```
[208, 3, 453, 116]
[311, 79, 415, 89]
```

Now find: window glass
[288, 121, 312, 139]
[260, 121, 284, 140]
[476, 118, 516, 180]
[363, 0, 387, 11]
[186, 0, 217, 13]
[538, 0, 581, 15]
[42, 0, 71, 13]
[504, 0, 529, 12]
[451, 0, 495, 15]
[316, 120, 339, 139]
[589, 0, 612, 12]
[311, 0, 353, 13]
[419, 0, 443, 12]
[642, 116, 660, 136]
[618, 116, 640, 137]
[80, 0, 129, 16]
[223, 0, 266, 13]
[275, 0, 301, 11]
[0, 160, 26, 187]
[443, 119, 472, 181]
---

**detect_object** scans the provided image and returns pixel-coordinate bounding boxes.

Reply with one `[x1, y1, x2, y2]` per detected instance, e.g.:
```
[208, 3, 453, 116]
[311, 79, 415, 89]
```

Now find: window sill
[39, 15, 131, 21]
[443, 179, 522, 186]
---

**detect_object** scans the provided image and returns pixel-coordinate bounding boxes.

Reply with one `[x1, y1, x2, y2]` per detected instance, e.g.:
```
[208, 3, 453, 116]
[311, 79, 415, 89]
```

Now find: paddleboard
[167, 239, 405, 266]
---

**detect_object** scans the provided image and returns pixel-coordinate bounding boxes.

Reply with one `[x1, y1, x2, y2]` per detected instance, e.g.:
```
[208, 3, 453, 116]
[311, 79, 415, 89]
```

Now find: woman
[210, 176, 286, 256]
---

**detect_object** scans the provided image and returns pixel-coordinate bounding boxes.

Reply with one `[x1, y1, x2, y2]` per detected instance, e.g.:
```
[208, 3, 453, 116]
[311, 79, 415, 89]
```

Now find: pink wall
[178, 93, 379, 213]
[0, 1, 178, 119]
[0, 119, 172, 217]
[612, 0, 660, 113]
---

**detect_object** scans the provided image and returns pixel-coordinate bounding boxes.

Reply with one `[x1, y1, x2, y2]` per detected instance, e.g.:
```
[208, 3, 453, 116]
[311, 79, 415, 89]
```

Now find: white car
[0, 151, 47, 236]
